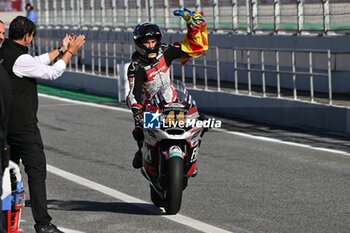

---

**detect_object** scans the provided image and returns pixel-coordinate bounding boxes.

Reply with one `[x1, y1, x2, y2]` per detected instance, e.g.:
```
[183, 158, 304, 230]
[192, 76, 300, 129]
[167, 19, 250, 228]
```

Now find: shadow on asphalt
[25, 200, 165, 216]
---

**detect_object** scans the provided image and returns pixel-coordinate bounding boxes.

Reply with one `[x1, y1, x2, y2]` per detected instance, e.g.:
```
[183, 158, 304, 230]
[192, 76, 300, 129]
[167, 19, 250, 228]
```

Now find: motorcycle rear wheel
[165, 157, 184, 215]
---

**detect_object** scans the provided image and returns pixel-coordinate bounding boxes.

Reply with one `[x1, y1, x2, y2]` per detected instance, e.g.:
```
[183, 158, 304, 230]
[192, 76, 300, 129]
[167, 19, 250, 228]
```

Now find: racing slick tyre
[165, 157, 183, 215]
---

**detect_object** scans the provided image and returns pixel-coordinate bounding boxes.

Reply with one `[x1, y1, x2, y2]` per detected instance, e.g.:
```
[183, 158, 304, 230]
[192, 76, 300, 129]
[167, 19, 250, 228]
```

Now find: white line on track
[39, 93, 130, 113]
[47, 165, 238, 233]
[40, 94, 349, 232]
[40, 93, 350, 157]
[213, 128, 350, 157]
[41, 93, 244, 232]
[58, 227, 86, 233]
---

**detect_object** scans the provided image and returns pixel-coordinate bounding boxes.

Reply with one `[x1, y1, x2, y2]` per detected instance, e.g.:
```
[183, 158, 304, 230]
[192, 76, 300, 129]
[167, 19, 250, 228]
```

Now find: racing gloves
[131, 103, 143, 127]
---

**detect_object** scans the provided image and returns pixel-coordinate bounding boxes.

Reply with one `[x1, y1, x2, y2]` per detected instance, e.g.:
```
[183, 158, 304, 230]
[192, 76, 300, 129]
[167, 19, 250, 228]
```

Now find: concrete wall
[38, 72, 118, 98]
[38, 71, 350, 138]
[190, 90, 350, 137]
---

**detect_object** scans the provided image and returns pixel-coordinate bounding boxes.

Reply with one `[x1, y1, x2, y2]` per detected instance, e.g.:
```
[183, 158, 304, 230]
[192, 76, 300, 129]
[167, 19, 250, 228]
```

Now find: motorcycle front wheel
[165, 157, 184, 215]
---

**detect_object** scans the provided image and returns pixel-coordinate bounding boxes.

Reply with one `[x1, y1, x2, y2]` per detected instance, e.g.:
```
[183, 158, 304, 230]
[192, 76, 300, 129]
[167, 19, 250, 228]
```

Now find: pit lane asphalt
[18, 94, 350, 233]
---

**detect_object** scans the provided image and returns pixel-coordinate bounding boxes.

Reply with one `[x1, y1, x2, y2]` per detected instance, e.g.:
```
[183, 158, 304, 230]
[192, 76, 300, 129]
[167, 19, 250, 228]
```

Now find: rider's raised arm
[173, 8, 209, 64]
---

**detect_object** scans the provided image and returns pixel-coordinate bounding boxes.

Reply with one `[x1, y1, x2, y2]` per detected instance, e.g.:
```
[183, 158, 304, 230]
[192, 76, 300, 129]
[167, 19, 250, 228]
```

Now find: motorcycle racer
[126, 8, 208, 169]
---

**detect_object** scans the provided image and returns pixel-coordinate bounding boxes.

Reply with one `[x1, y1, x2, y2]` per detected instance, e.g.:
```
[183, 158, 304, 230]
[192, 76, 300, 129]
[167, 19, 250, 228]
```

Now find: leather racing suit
[127, 43, 187, 109]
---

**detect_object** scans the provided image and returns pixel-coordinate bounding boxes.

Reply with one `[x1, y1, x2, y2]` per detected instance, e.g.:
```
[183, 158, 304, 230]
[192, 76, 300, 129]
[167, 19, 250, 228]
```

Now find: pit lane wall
[37, 31, 350, 138]
[38, 70, 350, 138]
[189, 90, 350, 138]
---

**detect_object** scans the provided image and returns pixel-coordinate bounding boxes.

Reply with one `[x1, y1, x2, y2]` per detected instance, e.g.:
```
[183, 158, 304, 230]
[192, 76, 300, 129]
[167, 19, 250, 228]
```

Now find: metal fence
[32, 28, 337, 106]
[231, 48, 333, 104]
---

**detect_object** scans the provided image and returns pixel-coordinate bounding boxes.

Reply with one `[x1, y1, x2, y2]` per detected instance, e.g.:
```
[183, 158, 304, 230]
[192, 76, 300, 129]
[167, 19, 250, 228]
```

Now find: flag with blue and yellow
[173, 8, 208, 64]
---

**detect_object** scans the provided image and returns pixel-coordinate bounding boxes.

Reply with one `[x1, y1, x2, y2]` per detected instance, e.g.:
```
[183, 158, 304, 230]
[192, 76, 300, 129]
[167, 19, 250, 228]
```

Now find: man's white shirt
[13, 53, 66, 80]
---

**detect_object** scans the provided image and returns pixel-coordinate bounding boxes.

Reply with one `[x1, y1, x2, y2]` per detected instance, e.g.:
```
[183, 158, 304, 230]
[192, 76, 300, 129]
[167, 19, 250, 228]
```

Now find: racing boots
[132, 150, 143, 169]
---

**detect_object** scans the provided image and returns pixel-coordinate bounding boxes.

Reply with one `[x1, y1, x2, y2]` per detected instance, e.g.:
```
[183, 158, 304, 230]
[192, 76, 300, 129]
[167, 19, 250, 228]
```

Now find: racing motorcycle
[140, 80, 206, 215]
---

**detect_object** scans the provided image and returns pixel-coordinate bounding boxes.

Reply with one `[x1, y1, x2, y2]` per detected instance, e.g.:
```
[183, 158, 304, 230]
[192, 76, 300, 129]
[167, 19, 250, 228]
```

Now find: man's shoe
[132, 150, 143, 169]
[35, 223, 64, 233]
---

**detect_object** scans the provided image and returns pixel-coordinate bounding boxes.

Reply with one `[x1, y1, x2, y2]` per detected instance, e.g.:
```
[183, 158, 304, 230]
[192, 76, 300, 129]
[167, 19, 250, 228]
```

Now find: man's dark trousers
[7, 123, 52, 225]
